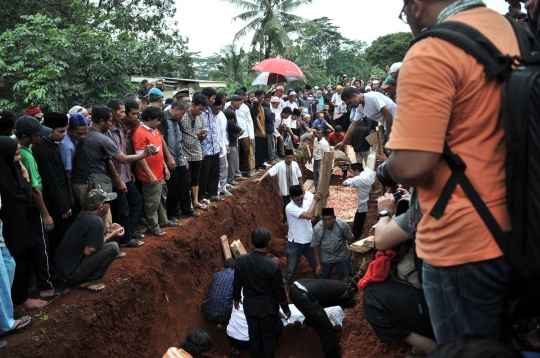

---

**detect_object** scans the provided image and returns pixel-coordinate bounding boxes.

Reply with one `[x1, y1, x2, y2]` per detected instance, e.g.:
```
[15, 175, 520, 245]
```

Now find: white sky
[175, 0, 509, 57]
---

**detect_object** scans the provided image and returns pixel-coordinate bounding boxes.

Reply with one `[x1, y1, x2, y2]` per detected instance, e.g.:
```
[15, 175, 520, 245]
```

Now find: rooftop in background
[130, 76, 227, 98]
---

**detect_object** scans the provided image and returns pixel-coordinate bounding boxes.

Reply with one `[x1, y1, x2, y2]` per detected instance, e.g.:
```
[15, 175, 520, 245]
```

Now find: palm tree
[225, 0, 315, 59]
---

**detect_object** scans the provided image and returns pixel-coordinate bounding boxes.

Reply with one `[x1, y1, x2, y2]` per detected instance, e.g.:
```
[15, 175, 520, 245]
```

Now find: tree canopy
[364, 32, 413, 70]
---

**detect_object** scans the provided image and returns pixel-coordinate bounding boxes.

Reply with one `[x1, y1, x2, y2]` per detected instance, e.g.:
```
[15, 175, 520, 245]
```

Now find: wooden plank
[230, 241, 241, 258]
[365, 132, 378, 147]
[303, 179, 314, 192]
[220, 235, 232, 260]
[315, 149, 335, 216]
[375, 126, 386, 194]
[350, 236, 375, 254]
[235, 241, 248, 255]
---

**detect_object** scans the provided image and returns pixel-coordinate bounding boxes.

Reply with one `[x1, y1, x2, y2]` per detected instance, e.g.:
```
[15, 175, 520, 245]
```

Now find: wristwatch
[376, 209, 393, 220]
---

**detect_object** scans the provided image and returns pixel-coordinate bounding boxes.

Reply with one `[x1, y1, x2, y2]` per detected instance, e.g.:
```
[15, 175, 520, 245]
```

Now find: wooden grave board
[220, 235, 232, 260]
[350, 236, 375, 254]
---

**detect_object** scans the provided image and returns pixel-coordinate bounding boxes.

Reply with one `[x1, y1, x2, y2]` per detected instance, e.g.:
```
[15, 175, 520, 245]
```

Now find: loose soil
[3, 172, 410, 358]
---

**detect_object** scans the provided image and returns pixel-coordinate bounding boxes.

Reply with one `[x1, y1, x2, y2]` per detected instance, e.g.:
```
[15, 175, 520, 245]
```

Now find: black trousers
[246, 314, 278, 358]
[282, 195, 291, 222]
[255, 136, 267, 170]
[353, 211, 367, 239]
[166, 165, 192, 217]
[198, 154, 220, 200]
[67, 242, 119, 284]
[111, 180, 142, 244]
[228, 319, 283, 352]
[28, 207, 53, 292]
[47, 210, 74, 271]
[289, 285, 336, 358]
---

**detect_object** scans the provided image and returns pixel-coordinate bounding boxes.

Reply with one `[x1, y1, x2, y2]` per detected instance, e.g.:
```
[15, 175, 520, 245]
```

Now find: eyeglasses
[399, 0, 409, 24]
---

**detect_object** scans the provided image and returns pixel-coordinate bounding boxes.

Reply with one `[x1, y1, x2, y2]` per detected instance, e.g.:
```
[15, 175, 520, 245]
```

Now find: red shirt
[327, 132, 345, 147]
[132, 124, 164, 183]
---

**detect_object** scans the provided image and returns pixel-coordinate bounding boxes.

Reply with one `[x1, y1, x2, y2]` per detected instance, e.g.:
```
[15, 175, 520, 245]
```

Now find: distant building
[131, 76, 227, 99]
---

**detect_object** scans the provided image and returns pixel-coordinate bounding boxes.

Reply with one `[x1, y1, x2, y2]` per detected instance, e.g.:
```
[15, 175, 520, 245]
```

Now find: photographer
[362, 193, 436, 356]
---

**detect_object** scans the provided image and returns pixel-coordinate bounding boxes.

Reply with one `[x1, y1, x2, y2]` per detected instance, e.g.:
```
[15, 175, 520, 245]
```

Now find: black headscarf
[0, 136, 33, 255]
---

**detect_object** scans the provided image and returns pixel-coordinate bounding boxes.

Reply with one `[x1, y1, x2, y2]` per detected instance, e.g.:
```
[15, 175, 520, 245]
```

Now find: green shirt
[20, 145, 42, 192]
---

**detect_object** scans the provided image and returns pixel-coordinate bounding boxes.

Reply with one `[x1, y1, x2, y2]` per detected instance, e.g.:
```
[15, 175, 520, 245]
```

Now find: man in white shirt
[310, 128, 330, 191]
[214, 98, 230, 197]
[335, 88, 396, 151]
[283, 185, 323, 283]
[253, 149, 303, 221]
[331, 85, 347, 118]
[283, 91, 299, 112]
[232, 90, 255, 176]
[343, 163, 375, 239]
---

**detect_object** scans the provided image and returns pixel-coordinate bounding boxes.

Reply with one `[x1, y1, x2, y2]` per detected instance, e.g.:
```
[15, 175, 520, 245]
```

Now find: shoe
[201, 198, 211, 204]
[229, 181, 239, 186]
[248, 171, 256, 177]
[183, 211, 200, 217]
[221, 190, 233, 196]
[255, 169, 262, 174]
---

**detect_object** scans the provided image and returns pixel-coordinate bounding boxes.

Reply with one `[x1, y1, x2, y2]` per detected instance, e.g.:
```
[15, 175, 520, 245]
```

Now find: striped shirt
[201, 108, 221, 156]
[179, 111, 204, 162]
[105, 122, 131, 184]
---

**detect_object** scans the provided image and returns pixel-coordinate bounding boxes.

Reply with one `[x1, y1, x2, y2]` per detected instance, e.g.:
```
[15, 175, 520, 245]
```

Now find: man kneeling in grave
[202, 258, 236, 330]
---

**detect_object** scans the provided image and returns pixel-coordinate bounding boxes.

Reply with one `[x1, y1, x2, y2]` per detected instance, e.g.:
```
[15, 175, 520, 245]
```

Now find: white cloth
[344, 167, 375, 213]
[281, 304, 306, 326]
[267, 161, 302, 196]
[236, 103, 255, 139]
[216, 111, 228, 158]
[227, 299, 249, 341]
[324, 306, 345, 327]
[353, 92, 396, 130]
[286, 191, 315, 244]
[283, 100, 298, 112]
[331, 92, 347, 114]
[312, 137, 329, 161]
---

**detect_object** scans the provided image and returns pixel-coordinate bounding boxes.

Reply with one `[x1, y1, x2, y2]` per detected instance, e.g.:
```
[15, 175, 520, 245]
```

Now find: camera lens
[376, 161, 398, 187]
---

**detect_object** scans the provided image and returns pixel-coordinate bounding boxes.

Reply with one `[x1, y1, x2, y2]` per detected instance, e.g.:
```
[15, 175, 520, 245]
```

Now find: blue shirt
[312, 119, 328, 129]
[201, 108, 221, 156]
[202, 268, 234, 316]
[58, 134, 77, 172]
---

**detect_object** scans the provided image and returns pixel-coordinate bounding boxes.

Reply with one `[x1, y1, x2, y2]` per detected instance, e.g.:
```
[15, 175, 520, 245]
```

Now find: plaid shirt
[202, 268, 234, 316]
[201, 108, 221, 156]
[179, 111, 204, 162]
[105, 122, 131, 184]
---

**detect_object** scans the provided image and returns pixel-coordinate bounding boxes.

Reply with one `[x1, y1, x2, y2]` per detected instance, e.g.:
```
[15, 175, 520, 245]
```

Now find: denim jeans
[111, 181, 142, 244]
[283, 241, 316, 283]
[320, 258, 353, 280]
[0, 246, 16, 331]
[422, 256, 512, 344]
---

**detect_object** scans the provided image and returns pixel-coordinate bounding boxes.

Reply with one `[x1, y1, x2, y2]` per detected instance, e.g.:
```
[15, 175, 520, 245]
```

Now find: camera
[393, 191, 403, 201]
[376, 161, 397, 187]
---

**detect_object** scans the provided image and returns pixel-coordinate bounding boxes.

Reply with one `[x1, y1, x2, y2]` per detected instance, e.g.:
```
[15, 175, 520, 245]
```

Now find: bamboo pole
[375, 126, 386, 194]
[315, 148, 335, 216]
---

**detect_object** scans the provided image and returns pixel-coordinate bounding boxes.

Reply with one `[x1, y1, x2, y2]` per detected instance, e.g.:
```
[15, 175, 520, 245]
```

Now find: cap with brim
[321, 208, 335, 216]
[381, 76, 397, 89]
[271, 97, 281, 103]
[148, 88, 164, 98]
[85, 189, 118, 210]
[15, 116, 52, 136]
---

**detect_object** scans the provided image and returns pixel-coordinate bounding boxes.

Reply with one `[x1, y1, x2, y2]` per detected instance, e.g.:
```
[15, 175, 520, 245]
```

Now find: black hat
[289, 185, 303, 197]
[0, 111, 16, 131]
[15, 116, 52, 136]
[292, 108, 301, 116]
[43, 112, 68, 129]
[321, 208, 335, 216]
[351, 163, 363, 171]
[285, 149, 294, 156]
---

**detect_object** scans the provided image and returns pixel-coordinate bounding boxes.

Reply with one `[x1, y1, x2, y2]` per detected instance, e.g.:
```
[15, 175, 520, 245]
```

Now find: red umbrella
[251, 58, 305, 78]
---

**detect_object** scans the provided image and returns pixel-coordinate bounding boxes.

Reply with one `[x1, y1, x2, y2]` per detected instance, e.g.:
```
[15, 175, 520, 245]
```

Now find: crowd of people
[1, 0, 540, 357]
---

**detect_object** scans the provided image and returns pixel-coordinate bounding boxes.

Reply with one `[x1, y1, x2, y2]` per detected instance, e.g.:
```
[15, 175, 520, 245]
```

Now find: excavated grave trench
[5, 176, 408, 358]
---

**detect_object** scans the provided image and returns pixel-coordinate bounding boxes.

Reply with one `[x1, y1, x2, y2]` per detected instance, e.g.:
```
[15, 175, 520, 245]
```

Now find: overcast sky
[175, 0, 509, 57]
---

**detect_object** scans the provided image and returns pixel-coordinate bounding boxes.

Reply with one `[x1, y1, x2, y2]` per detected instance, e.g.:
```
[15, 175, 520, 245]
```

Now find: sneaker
[255, 169, 262, 174]
[201, 198, 211, 204]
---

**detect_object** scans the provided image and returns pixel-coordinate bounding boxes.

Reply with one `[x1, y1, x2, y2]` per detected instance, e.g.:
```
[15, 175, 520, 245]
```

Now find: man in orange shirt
[385, 0, 519, 344]
[132, 106, 175, 237]
[327, 126, 345, 149]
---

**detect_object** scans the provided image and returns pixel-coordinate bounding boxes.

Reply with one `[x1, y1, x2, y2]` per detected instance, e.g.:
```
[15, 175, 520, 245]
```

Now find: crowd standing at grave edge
[1, 0, 540, 357]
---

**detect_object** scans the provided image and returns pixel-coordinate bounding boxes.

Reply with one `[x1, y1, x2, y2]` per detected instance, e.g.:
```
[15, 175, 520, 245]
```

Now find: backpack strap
[430, 143, 511, 256]
[410, 21, 516, 79]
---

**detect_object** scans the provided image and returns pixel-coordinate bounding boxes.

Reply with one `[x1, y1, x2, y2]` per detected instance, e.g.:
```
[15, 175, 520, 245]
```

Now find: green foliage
[364, 32, 413, 70]
[39, 310, 49, 323]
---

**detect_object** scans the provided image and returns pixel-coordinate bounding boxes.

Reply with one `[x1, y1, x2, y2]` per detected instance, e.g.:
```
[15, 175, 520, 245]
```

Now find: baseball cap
[270, 96, 281, 103]
[85, 189, 118, 210]
[148, 88, 164, 98]
[389, 62, 403, 74]
[381, 76, 397, 89]
[69, 105, 88, 116]
[15, 116, 52, 137]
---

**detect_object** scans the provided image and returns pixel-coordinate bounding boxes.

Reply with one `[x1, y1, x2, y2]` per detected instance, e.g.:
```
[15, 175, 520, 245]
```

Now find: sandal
[194, 203, 209, 211]
[131, 232, 145, 239]
[120, 239, 145, 247]
[149, 229, 167, 237]
[229, 180, 239, 185]
[37, 287, 71, 301]
[116, 252, 127, 259]
[78, 281, 105, 293]
[160, 221, 179, 227]
[0, 316, 35, 338]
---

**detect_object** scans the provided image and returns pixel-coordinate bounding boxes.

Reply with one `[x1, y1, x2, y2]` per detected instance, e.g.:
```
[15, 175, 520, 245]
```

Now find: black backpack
[410, 17, 540, 279]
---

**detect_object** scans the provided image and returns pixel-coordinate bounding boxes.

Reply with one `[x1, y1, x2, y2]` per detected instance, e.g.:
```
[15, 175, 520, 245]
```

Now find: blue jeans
[422, 256, 512, 344]
[283, 241, 316, 283]
[0, 247, 16, 331]
[320, 258, 353, 280]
